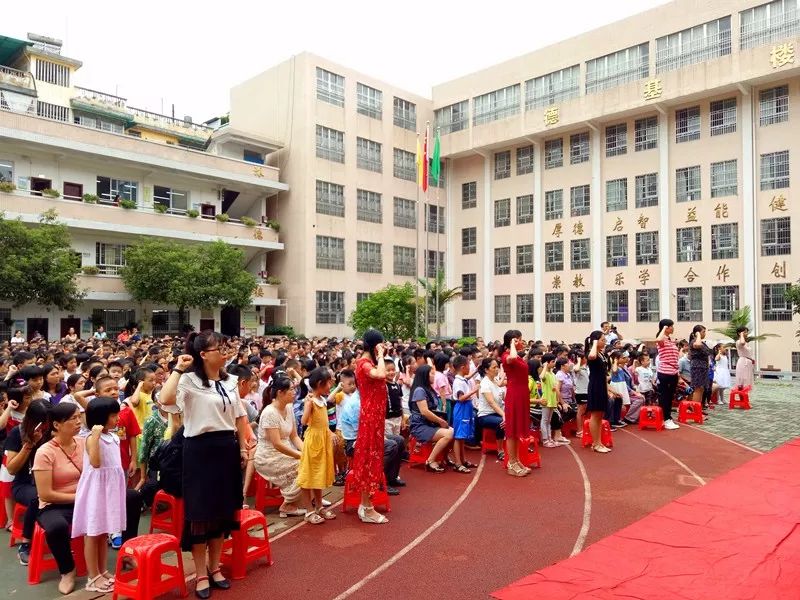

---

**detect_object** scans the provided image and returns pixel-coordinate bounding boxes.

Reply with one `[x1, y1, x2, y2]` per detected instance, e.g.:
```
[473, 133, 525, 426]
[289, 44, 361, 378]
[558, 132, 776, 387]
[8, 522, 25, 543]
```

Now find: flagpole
[423, 122, 430, 339]
[415, 134, 421, 341]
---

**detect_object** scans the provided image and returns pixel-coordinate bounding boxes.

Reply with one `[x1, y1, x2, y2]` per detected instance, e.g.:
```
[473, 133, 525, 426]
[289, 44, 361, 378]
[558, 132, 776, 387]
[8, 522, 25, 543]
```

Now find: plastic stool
[582, 419, 614, 447]
[561, 420, 578, 438]
[729, 386, 751, 410]
[28, 524, 87, 585]
[254, 473, 284, 512]
[220, 509, 273, 580]
[9, 503, 27, 547]
[502, 436, 541, 469]
[149, 490, 184, 540]
[638, 406, 665, 431]
[481, 429, 499, 454]
[341, 471, 391, 513]
[112, 533, 186, 600]
[407, 436, 432, 468]
[678, 400, 704, 424]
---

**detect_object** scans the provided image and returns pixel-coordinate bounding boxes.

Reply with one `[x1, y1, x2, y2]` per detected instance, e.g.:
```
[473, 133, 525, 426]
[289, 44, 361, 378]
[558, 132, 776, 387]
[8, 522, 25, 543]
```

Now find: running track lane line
[682, 423, 764, 454]
[618, 428, 706, 485]
[565, 444, 592, 557]
[329, 455, 487, 600]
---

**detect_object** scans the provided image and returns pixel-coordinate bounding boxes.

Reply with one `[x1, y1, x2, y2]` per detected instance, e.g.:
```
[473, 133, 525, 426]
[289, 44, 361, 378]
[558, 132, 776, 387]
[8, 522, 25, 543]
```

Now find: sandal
[102, 570, 115, 584]
[279, 508, 307, 518]
[317, 508, 336, 520]
[358, 506, 389, 524]
[453, 464, 472, 474]
[424, 461, 445, 473]
[85, 574, 114, 593]
[304, 512, 325, 525]
[463, 460, 478, 468]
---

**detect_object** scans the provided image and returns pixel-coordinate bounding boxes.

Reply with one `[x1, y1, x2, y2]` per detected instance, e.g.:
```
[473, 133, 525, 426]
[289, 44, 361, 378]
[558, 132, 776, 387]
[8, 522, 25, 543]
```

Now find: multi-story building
[0, 33, 287, 340]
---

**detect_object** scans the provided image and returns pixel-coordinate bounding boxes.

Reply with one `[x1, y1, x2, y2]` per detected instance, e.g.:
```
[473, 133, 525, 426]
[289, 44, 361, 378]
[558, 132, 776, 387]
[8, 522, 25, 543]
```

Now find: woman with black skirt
[160, 331, 252, 599]
[585, 330, 612, 454]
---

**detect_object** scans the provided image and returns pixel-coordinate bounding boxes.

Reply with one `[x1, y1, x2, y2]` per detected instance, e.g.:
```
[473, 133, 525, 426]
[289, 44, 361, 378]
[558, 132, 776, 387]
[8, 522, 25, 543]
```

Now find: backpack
[152, 427, 184, 498]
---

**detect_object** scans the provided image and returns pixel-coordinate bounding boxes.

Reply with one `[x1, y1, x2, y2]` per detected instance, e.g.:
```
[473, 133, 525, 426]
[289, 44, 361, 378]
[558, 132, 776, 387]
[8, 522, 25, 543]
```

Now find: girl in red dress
[351, 329, 389, 524]
[501, 329, 531, 477]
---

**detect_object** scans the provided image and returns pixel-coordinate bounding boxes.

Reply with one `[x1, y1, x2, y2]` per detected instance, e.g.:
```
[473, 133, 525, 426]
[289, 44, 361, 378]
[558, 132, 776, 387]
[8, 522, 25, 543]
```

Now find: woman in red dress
[501, 329, 531, 477]
[351, 329, 389, 524]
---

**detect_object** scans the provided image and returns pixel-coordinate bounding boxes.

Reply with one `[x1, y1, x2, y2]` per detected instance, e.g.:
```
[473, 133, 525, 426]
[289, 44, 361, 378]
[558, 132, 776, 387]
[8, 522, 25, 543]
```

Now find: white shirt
[452, 374, 471, 403]
[10, 336, 25, 344]
[175, 372, 246, 438]
[477, 376, 505, 418]
[636, 366, 656, 393]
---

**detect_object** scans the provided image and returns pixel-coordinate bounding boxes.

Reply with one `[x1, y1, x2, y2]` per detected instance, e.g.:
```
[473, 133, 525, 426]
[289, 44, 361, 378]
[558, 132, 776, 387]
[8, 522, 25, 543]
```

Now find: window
[710, 98, 737, 136]
[316, 180, 345, 217]
[356, 83, 382, 119]
[634, 116, 658, 151]
[759, 85, 789, 126]
[635, 173, 658, 208]
[494, 198, 511, 227]
[426, 250, 444, 278]
[356, 293, 372, 305]
[761, 217, 791, 255]
[356, 189, 382, 223]
[462, 182, 477, 209]
[655, 16, 732, 72]
[545, 138, 563, 169]
[0, 308, 10, 341]
[425, 204, 445, 233]
[570, 185, 591, 216]
[794, 352, 800, 373]
[570, 132, 590, 164]
[636, 232, 659, 265]
[316, 125, 345, 162]
[676, 106, 701, 142]
[0, 159, 12, 184]
[676, 227, 702, 262]
[741, 0, 800, 49]
[393, 197, 416, 229]
[711, 223, 739, 259]
[242, 149, 265, 165]
[393, 97, 416, 130]
[462, 274, 477, 300]
[571, 292, 591, 322]
[712, 286, 739, 322]
[316, 68, 345, 106]
[428, 160, 446, 188]
[517, 294, 534, 323]
[393, 246, 416, 276]
[150, 310, 186, 337]
[356, 137, 382, 172]
[393, 148, 416, 182]
[606, 178, 628, 212]
[516, 145, 534, 175]
[545, 293, 565, 323]
[494, 151, 511, 179]
[356, 241, 382, 273]
[63, 182, 82, 200]
[605, 123, 627, 157]
[516, 244, 533, 274]
[760, 150, 790, 190]
[711, 160, 738, 197]
[586, 43, 649, 93]
[606, 234, 628, 267]
[517, 194, 534, 224]
[571, 238, 591, 270]
[73, 113, 124, 134]
[37, 101, 69, 122]
[473, 84, 520, 125]
[462, 227, 477, 254]
[462, 319, 477, 338]
[545, 241, 564, 272]
[762, 283, 792, 320]
[153, 186, 189, 214]
[676, 166, 701, 202]
[525, 65, 580, 109]
[316, 291, 345, 324]
[545, 190, 563, 220]
[494, 295, 511, 323]
[494, 247, 511, 275]
[637, 289, 660, 322]
[677, 287, 703, 321]
[607, 290, 629, 322]
[435, 100, 469, 134]
[96, 176, 138, 203]
[35, 59, 69, 86]
[95, 242, 128, 275]
[316, 236, 345, 270]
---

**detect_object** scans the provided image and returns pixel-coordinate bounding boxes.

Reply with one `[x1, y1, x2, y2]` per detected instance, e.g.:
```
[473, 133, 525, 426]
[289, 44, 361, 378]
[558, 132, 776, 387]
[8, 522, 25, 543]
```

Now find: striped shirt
[657, 338, 679, 375]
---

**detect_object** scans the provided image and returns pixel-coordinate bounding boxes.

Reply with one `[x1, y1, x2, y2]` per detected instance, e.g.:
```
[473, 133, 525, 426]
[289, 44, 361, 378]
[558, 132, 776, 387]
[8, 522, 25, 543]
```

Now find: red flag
[422, 124, 429, 192]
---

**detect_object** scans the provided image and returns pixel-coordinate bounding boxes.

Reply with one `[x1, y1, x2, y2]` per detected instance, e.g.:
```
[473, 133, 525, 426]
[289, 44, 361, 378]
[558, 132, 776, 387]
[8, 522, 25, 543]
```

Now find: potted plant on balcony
[82, 193, 99, 204]
[266, 219, 280, 232]
[81, 265, 100, 275]
[0, 181, 15, 193]
[153, 203, 168, 214]
[186, 208, 199, 218]
[265, 276, 281, 285]
[42, 188, 61, 198]
[120, 199, 137, 209]
[240, 216, 258, 228]
[215, 213, 230, 223]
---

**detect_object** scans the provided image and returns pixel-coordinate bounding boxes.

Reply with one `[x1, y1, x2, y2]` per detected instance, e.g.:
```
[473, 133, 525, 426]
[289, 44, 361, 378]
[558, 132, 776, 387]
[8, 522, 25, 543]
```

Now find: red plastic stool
[149, 490, 184, 540]
[561, 420, 578, 438]
[729, 386, 751, 410]
[678, 400, 704, 424]
[638, 405, 665, 431]
[502, 436, 541, 469]
[341, 470, 391, 513]
[481, 429, 499, 454]
[581, 419, 614, 447]
[407, 436, 432, 467]
[28, 524, 87, 584]
[254, 473, 284, 512]
[9, 503, 27, 547]
[220, 509, 273, 580]
[112, 533, 186, 600]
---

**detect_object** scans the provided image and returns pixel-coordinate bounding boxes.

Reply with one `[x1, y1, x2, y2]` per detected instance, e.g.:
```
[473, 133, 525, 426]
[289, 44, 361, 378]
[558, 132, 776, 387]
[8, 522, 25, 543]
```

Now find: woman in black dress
[689, 324, 712, 407]
[585, 330, 611, 453]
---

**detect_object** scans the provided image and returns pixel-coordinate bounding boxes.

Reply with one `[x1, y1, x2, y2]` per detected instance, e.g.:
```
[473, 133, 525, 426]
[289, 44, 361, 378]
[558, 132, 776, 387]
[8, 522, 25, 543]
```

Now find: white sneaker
[664, 419, 680, 430]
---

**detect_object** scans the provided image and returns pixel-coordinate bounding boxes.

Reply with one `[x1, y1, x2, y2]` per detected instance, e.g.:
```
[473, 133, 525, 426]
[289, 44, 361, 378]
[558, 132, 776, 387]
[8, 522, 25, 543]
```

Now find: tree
[711, 305, 777, 343]
[121, 239, 257, 331]
[786, 283, 800, 342]
[348, 283, 417, 340]
[0, 211, 84, 310]
[418, 271, 462, 338]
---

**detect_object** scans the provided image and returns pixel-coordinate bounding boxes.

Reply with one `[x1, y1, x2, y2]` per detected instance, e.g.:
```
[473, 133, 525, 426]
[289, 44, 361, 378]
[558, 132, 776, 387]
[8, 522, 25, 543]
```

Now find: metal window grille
[676, 166, 701, 202]
[571, 292, 591, 323]
[316, 125, 345, 162]
[150, 310, 188, 337]
[607, 290, 630, 323]
[426, 251, 444, 278]
[516, 145, 534, 175]
[635, 173, 659, 208]
[462, 227, 477, 255]
[586, 43, 649, 94]
[428, 161, 446, 189]
[761, 217, 791, 255]
[393, 197, 416, 229]
[393, 148, 416, 182]
[393, 245, 416, 276]
[677, 287, 703, 321]
[356, 241, 382, 273]
[74, 113, 124, 134]
[676, 106, 701, 142]
[606, 234, 628, 267]
[393, 97, 416, 130]
[0, 308, 10, 340]
[473, 84, 520, 126]
[712, 285, 739, 322]
[461, 274, 477, 300]
[655, 17, 732, 72]
[35, 59, 70, 86]
[545, 241, 564, 272]
[570, 185, 591, 217]
[570, 132, 590, 164]
[494, 198, 511, 227]
[462, 319, 477, 338]
[95, 242, 128, 275]
[494, 295, 511, 323]
[740, 1, 800, 49]
[711, 159, 738, 197]
[316, 291, 345, 324]
[92, 309, 136, 337]
[494, 248, 511, 275]
[760, 150, 790, 190]
[545, 138, 564, 169]
[356, 293, 372, 305]
[36, 100, 69, 122]
[356, 189, 382, 223]
[316, 68, 345, 106]
[462, 182, 477, 209]
[711, 223, 739, 259]
[494, 151, 511, 179]
[759, 85, 789, 126]
[435, 100, 469, 134]
[425, 204, 445, 233]
[356, 83, 382, 120]
[635, 232, 659, 265]
[517, 294, 534, 322]
[525, 65, 580, 109]
[516, 244, 533, 274]
[571, 238, 591, 270]
[544, 189, 563, 220]
[316, 236, 345, 270]
[761, 283, 792, 321]
[316, 180, 345, 217]
[634, 116, 658, 151]
[605, 123, 627, 157]
[545, 293, 565, 323]
[356, 137, 382, 172]
[710, 98, 737, 136]
[516, 194, 534, 224]
[636, 289, 660, 322]
[606, 178, 628, 212]
[676, 227, 703, 262]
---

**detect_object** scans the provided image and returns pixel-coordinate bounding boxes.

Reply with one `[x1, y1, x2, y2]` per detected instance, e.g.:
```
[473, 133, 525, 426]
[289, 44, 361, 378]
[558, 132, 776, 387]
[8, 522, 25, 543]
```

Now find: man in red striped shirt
[656, 319, 680, 430]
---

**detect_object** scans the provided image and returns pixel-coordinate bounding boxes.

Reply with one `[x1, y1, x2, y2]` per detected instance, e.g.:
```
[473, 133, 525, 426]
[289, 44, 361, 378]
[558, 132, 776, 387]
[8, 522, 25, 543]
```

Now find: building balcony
[0, 65, 36, 97]
[127, 106, 214, 147]
[71, 87, 133, 124]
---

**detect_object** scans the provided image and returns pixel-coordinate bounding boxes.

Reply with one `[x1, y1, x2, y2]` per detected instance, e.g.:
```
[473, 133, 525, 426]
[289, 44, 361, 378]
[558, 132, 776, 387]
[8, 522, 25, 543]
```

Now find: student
[42, 363, 68, 404]
[572, 353, 589, 436]
[451, 355, 479, 473]
[635, 353, 657, 405]
[540, 355, 567, 447]
[1, 381, 31, 528]
[384, 361, 404, 437]
[713, 345, 732, 406]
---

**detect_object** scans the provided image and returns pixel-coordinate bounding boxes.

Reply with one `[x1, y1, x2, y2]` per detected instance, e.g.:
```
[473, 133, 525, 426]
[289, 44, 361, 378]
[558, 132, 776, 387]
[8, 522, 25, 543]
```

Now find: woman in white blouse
[476, 357, 507, 462]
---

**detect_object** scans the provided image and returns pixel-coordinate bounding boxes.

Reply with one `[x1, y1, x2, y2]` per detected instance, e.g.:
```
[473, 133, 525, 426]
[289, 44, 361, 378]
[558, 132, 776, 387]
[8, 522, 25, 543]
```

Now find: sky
[7, 0, 669, 121]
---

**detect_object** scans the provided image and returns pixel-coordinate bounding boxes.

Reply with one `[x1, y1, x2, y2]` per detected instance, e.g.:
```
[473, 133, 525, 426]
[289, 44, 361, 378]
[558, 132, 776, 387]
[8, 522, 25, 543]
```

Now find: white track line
[682, 423, 764, 454]
[566, 444, 592, 557]
[619, 428, 706, 485]
[270, 498, 344, 542]
[329, 455, 487, 600]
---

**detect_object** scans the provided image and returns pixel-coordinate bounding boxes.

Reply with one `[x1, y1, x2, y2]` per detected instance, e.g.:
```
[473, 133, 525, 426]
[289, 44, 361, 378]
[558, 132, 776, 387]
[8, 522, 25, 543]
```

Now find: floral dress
[350, 356, 387, 497]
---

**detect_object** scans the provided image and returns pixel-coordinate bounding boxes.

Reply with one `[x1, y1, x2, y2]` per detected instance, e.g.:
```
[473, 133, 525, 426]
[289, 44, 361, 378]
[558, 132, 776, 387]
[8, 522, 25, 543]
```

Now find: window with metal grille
[606, 178, 628, 212]
[462, 319, 477, 338]
[74, 113, 124, 134]
[606, 235, 628, 267]
[517, 294, 534, 322]
[793, 352, 800, 373]
[762, 283, 792, 321]
[517, 194, 534, 224]
[150, 309, 187, 337]
[35, 59, 70, 86]
[393, 197, 416, 229]
[95, 242, 128, 275]
[316, 291, 345, 324]
[494, 247, 511, 275]
[393, 148, 416, 182]
[571, 238, 591, 270]
[677, 287, 703, 321]
[545, 189, 563, 220]
[494, 151, 511, 179]
[473, 84, 520, 126]
[710, 98, 737, 136]
[356, 83, 382, 119]
[634, 116, 658, 151]
[462, 274, 477, 300]
[96, 176, 138, 203]
[635, 232, 659, 265]
[0, 308, 10, 340]
[607, 290, 630, 322]
[761, 217, 791, 255]
[712, 285, 739, 322]
[356, 241, 382, 273]
[525, 65, 580, 109]
[393, 97, 416, 130]
[656, 16, 732, 72]
[494, 198, 511, 227]
[36, 100, 69, 122]
[759, 85, 789, 126]
[462, 182, 477, 209]
[517, 244, 533, 274]
[435, 100, 469, 134]
[636, 289, 660, 322]
[635, 173, 659, 208]
[570, 185, 591, 216]
[545, 241, 564, 272]
[545, 138, 563, 169]
[710, 159, 738, 197]
[428, 160, 446, 189]
[316, 236, 345, 270]
[570, 132, 590, 164]
[393, 246, 416, 276]
[426, 251, 444, 278]
[571, 292, 591, 322]
[462, 227, 477, 254]
[605, 123, 627, 157]
[153, 186, 188, 214]
[356, 137, 382, 172]
[316, 68, 345, 106]
[740, 0, 800, 50]
[676, 227, 702, 262]
[356, 189, 382, 223]
[586, 43, 649, 93]
[676, 106, 701, 142]
[760, 150, 790, 190]
[545, 293, 564, 323]
[316, 125, 345, 162]
[711, 223, 739, 259]
[316, 180, 345, 217]
[517, 145, 534, 175]
[425, 204, 445, 233]
[356, 293, 373, 305]
[676, 165, 701, 202]
[494, 295, 511, 323]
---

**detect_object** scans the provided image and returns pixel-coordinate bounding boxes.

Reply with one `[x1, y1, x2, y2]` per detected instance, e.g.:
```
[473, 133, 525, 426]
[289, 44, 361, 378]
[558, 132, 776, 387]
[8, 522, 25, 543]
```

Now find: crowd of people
[0, 319, 756, 595]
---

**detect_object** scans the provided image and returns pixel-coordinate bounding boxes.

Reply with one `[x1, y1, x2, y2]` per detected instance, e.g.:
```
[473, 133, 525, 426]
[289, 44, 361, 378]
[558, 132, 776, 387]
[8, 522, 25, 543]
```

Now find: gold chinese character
[686, 206, 697, 223]
[684, 267, 698, 283]
[544, 106, 560, 126]
[552, 223, 563, 238]
[573, 274, 585, 288]
[637, 214, 649, 229]
[254, 286, 264, 298]
[573, 222, 584, 236]
[639, 269, 651, 286]
[552, 275, 561, 290]
[770, 42, 795, 69]
[643, 79, 663, 100]
[613, 217, 623, 232]
[253, 228, 263, 240]
[714, 203, 729, 219]
[252, 166, 265, 178]
[769, 194, 788, 212]
[771, 261, 787, 279]
[614, 273, 624, 286]
[716, 264, 730, 282]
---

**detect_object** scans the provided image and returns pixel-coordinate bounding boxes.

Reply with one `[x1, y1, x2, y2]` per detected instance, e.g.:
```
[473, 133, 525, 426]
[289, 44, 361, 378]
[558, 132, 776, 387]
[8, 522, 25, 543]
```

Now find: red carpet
[492, 438, 800, 600]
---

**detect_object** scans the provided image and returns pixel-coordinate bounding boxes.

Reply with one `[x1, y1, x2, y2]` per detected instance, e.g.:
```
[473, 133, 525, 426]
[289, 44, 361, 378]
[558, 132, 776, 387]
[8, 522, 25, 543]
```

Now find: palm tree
[710, 305, 777, 343]
[417, 271, 462, 338]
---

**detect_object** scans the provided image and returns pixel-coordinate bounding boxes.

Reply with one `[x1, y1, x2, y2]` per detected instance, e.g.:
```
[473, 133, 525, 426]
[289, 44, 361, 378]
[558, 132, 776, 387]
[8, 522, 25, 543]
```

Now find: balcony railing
[74, 86, 127, 108]
[741, 10, 800, 49]
[0, 65, 36, 92]
[656, 30, 732, 73]
[127, 106, 214, 138]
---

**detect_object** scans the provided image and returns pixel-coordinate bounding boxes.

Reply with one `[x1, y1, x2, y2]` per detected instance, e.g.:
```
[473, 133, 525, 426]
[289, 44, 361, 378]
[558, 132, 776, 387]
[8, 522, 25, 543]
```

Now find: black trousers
[383, 434, 404, 483]
[658, 373, 679, 420]
[11, 483, 38, 540]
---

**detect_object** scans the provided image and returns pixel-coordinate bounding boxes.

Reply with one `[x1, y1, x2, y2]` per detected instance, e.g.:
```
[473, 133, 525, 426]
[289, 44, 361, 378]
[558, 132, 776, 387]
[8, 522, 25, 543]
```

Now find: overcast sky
[8, 0, 668, 121]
